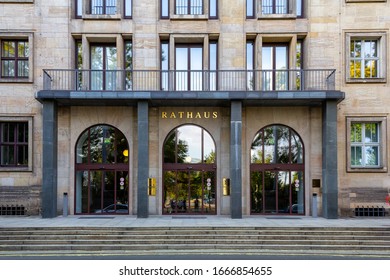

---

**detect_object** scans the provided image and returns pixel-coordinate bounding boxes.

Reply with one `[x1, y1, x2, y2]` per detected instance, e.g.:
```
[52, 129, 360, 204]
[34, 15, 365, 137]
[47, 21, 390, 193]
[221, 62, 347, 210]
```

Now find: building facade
[0, 0, 389, 218]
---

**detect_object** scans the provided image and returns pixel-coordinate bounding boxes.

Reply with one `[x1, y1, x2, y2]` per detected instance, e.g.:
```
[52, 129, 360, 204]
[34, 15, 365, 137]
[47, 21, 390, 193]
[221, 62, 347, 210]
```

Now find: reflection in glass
[91, 45, 117, 90]
[175, 45, 203, 91]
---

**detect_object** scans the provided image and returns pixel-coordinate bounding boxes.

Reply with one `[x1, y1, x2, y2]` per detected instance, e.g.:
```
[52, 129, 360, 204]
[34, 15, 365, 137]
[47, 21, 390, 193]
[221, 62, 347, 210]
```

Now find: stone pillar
[230, 101, 242, 219]
[42, 101, 58, 218]
[137, 101, 149, 218]
[322, 100, 338, 219]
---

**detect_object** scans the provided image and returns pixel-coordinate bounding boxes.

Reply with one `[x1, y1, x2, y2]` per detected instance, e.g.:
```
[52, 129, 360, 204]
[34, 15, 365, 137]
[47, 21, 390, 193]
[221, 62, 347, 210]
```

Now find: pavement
[1, 215, 390, 228]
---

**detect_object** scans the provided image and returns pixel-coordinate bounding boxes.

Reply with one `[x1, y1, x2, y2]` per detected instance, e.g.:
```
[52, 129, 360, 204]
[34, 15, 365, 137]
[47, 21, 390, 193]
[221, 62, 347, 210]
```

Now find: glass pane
[2, 41, 15, 57]
[277, 171, 290, 213]
[350, 60, 361, 78]
[116, 171, 129, 208]
[164, 131, 177, 163]
[161, 42, 169, 90]
[246, 41, 254, 90]
[351, 123, 362, 142]
[176, 171, 189, 213]
[161, 0, 169, 17]
[251, 171, 263, 213]
[1, 146, 14, 165]
[175, 47, 188, 90]
[105, 46, 117, 90]
[351, 146, 362, 166]
[164, 171, 177, 213]
[106, 0, 117, 14]
[246, 0, 254, 17]
[2, 61, 15, 77]
[264, 171, 276, 214]
[296, 0, 302, 16]
[176, 0, 187, 14]
[365, 123, 378, 143]
[190, 47, 202, 90]
[209, 0, 217, 17]
[291, 171, 304, 214]
[17, 123, 28, 143]
[276, 126, 290, 164]
[77, 0, 83, 17]
[18, 42, 29, 57]
[263, 127, 276, 164]
[203, 171, 216, 214]
[209, 42, 217, 90]
[102, 171, 115, 211]
[189, 171, 202, 213]
[90, 171, 103, 213]
[262, 0, 272, 14]
[365, 59, 377, 78]
[91, 46, 103, 90]
[125, 0, 132, 17]
[291, 131, 303, 164]
[251, 132, 263, 164]
[365, 146, 379, 166]
[76, 130, 89, 164]
[203, 130, 215, 163]
[18, 60, 29, 77]
[75, 171, 89, 214]
[91, 0, 103, 14]
[177, 125, 202, 163]
[190, 0, 203, 15]
[89, 126, 104, 163]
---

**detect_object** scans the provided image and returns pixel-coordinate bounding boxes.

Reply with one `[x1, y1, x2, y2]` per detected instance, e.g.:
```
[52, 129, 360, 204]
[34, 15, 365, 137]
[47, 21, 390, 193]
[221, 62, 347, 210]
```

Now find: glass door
[91, 45, 117, 90]
[175, 45, 203, 90]
[163, 170, 216, 214]
[262, 44, 288, 90]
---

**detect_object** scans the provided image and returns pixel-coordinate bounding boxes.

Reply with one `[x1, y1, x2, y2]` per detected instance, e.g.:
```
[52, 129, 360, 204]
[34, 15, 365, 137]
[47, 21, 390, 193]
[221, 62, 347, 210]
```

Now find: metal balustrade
[43, 69, 336, 92]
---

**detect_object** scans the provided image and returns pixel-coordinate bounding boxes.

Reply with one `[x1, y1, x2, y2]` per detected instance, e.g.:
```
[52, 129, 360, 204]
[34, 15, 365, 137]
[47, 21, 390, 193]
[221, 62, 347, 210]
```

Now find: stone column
[230, 101, 242, 219]
[322, 100, 338, 219]
[42, 101, 58, 218]
[137, 101, 149, 218]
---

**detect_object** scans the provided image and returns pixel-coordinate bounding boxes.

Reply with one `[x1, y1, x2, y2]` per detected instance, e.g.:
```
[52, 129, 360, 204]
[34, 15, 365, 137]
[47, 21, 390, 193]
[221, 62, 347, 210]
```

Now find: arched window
[163, 124, 216, 214]
[75, 124, 129, 214]
[250, 125, 304, 215]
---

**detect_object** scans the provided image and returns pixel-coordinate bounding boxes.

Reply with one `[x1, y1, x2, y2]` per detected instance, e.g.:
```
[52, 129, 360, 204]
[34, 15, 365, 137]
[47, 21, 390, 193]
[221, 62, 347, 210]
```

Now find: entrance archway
[163, 124, 216, 214]
[250, 124, 305, 215]
[75, 124, 129, 214]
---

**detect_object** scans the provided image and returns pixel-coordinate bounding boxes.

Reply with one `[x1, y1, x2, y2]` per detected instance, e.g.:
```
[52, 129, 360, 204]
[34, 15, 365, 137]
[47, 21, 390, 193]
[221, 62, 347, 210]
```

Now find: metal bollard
[63, 192, 68, 217]
[312, 193, 318, 218]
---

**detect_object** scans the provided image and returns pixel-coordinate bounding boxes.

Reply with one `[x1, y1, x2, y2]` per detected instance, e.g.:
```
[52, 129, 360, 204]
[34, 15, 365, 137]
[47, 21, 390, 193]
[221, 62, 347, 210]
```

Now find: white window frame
[345, 31, 387, 83]
[0, 116, 33, 172]
[0, 33, 33, 83]
[346, 116, 387, 173]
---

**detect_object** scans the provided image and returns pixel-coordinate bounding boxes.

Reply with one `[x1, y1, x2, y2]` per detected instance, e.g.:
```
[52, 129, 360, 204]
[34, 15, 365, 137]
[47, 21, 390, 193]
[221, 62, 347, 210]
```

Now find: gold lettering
[212, 112, 218, 119]
[195, 112, 202, 119]
[162, 112, 167, 119]
[203, 112, 210, 119]
[187, 112, 193, 118]
[178, 112, 184, 118]
[170, 112, 177, 119]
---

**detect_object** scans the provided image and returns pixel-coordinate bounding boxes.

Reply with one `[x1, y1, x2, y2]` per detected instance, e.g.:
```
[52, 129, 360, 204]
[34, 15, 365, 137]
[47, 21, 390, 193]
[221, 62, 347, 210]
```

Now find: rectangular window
[91, 0, 117, 15]
[124, 0, 132, 17]
[350, 39, 379, 79]
[262, 0, 288, 14]
[209, 41, 217, 90]
[347, 117, 387, 172]
[209, 0, 217, 18]
[124, 41, 132, 90]
[346, 32, 386, 83]
[1, 40, 29, 79]
[246, 40, 254, 90]
[0, 122, 28, 167]
[175, 0, 203, 15]
[161, 41, 169, 90]
[161, 0, 169, 18]
[76, 0, 83, 17]
[246, 0, 255, 18]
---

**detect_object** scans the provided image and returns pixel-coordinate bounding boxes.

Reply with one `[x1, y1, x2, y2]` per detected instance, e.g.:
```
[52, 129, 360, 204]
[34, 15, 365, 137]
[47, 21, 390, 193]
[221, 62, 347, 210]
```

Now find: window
[347, 117, 387, 172]
[0, 119, 32, 171]
[346, 32, 387, 83]
[246, 0, 303, 18]
[1, 40, 29, 79]
[76, 0, 131, 18]
[75, 37, 132, 90]
[161, 0, 217, 18]
[262, 44, 289, 90]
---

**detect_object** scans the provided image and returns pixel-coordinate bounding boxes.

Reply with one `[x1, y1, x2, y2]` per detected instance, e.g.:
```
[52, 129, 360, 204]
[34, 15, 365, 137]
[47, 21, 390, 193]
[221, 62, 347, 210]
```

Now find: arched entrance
[250, 124, 304, 215]
[75, 124, 129, 214]
[163, 124, 216, 214]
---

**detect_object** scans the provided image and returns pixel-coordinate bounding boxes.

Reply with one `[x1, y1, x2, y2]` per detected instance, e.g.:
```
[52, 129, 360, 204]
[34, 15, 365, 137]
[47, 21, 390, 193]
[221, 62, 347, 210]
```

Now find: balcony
[38, 69, 343, 107]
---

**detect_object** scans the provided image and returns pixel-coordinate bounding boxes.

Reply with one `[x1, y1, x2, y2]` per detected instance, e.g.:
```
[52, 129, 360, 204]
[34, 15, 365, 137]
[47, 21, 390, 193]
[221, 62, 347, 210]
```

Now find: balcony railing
[43, 69, 336, 92]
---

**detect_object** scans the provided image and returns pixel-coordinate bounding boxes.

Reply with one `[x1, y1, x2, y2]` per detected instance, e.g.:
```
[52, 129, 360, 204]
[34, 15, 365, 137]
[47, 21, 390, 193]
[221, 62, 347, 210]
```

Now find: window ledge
[0, 167, 31, 172]
[0, 0, 33, 2]
[346, 78, 386, 83]
[0, 78, 32, 83]
[82, 14, 122, 20]
[346, 0, 386, 2]
[258, 14, 297, 20]
[170, 14, 208, 20]
[348, 166, 387, 173]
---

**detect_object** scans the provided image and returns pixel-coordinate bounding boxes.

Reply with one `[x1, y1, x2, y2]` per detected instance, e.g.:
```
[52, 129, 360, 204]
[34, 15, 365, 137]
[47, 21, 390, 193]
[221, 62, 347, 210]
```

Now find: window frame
[345, 31, 387, 83]
[161, 0, 217, 19]
[76, 0, 128, 19]
[346, 116, 387, 173]
[246, 0, 303, 19]
[0, 33, 33, 83]
[346, 0, 386, 2]
[0, 117, 33, 172]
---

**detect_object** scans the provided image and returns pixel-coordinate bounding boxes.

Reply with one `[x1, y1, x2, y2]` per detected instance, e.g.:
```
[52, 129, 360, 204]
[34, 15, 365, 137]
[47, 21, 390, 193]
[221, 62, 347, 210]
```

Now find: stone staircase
[0, 227, 389, 257]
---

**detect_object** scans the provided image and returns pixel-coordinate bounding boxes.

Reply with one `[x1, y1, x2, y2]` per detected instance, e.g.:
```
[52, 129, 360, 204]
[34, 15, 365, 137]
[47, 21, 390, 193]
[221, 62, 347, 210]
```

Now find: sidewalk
[1, 215, 390, 228]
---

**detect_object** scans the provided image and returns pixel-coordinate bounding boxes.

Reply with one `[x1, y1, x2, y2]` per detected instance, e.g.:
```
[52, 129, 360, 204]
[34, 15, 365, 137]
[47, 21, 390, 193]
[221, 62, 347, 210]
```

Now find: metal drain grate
[0, 205, 26, 216]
